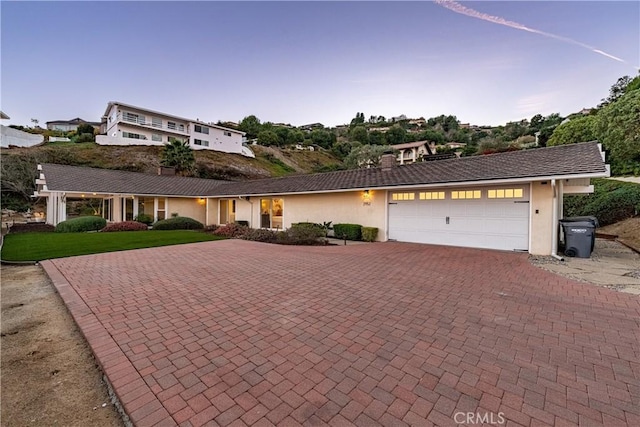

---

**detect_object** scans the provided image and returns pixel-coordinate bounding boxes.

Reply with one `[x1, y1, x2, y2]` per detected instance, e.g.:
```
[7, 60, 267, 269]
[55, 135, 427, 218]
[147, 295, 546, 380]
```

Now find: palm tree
[161, 138, 195, 176]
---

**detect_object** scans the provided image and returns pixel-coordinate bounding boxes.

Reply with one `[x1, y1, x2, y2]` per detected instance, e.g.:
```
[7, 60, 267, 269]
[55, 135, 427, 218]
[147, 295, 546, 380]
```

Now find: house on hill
[96, 101, 254, 157]
[391, 140, 436, 164]
[46, 117, 100, 132]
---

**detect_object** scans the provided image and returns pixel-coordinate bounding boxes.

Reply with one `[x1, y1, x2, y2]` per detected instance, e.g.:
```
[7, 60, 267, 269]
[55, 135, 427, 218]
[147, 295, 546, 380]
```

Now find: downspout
[550, 179, 564, 261]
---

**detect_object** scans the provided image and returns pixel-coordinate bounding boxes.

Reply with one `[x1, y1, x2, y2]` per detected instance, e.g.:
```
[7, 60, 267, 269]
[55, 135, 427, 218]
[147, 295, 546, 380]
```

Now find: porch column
[399, 149, 405, 165]
[46, 193, 55, 225]
[112, 197, 123, 222]
[412, 148, 417, 163]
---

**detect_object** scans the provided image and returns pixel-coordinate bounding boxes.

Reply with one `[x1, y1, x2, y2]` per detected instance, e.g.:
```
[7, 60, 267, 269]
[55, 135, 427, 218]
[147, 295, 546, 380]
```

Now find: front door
[220, 200, 236, 224]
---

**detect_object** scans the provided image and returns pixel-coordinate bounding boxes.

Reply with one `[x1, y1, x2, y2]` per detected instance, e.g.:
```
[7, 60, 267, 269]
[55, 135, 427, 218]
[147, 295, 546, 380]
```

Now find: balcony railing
[117, 113, 189, 134]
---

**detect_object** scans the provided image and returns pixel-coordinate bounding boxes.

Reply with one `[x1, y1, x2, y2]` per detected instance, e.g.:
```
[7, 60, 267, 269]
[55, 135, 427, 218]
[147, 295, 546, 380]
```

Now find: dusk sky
[2, 1, 638, 128]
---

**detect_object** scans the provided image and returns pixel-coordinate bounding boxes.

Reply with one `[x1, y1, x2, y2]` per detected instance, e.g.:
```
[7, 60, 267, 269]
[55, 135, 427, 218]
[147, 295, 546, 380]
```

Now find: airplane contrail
[434, 0, 631, 66]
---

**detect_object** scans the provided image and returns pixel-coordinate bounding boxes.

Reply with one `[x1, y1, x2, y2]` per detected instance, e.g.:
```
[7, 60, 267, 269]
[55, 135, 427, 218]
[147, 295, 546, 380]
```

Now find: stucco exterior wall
[283, 191, 386, 239]
[167, 197, 206, 224]
[529, 181, 555, 255]
[189, 126, 243, 154]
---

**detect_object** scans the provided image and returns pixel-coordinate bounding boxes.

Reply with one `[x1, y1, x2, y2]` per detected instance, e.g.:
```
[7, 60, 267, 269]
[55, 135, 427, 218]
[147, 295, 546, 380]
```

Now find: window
[451, 190, 481, 199]
[152, 134, 162, 142]
[419, 191, 445, 200]
[194, 139, 209, 147]
[122, 131, 146, 139]
[194, 125, 209, 134]
[488, 188, 524, 199]
[392, 192, 415, 201]
[260, 198, 283, 229]
[151, 117, 162, 128]
[224, 131, 232, 137]
[167, 121, 177, 130]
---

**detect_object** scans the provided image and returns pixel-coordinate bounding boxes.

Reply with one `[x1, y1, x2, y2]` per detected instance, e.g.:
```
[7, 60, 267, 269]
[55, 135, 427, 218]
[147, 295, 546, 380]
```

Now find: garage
[388, 186, 530, 251]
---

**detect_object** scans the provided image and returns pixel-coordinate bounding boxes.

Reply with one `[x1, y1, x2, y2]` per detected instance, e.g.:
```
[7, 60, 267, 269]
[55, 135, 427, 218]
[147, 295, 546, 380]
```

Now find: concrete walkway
[42, 240, 640, 426]
[532, 239, 640, 295]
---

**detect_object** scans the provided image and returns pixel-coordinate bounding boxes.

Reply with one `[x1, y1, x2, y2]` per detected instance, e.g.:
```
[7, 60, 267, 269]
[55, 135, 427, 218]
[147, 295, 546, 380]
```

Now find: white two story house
[97, 101, 253, 157]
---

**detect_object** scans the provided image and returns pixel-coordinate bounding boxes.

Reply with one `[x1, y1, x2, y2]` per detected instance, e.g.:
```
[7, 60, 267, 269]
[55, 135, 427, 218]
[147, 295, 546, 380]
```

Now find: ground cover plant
[1, 230, 223, 261]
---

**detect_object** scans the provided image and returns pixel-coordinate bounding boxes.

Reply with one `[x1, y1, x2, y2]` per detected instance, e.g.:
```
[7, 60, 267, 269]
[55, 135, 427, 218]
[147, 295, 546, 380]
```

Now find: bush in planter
[213, 223, 249, 238]
[362, 227, 378, 242]
[153, 216, 204, 230]
[55, 216, 107, 233]
[333, 223, 362, 241]
[101, 221, 148, 232]
[134, 213, 154, 226]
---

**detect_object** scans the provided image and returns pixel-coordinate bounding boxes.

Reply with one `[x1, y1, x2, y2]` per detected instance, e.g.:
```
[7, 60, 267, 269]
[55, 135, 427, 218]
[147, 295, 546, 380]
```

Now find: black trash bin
[561, 216, 598, 251]
[560, 220, 596, 258]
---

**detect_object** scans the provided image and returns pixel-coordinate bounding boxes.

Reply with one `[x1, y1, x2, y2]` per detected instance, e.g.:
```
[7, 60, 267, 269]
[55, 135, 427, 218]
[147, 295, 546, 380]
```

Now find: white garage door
[388, 186, 529, 251]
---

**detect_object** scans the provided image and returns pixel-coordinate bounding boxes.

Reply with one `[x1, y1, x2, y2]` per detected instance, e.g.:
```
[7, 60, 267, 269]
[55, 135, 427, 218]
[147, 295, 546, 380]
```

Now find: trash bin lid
[561, 221, 596, 229]
[560, 216, 599, 227]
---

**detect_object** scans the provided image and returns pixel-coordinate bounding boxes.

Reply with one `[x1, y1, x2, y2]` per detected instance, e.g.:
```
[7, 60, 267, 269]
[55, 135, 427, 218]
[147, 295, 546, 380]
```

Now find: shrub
[101, 221, 148, 232]
[242, 228, 278, 243]
[279, 223, 325, 245]
[213, 223, 249, 238]
[235, 220, 249, 227]
[134, 213, 154, 226]
[153, 216, 204, 230]
[55, 216, 107, 233]
[361, 227, 379, 242]
[564, 179, 640, 226]
[333, 223, 362, 241]
[8, 223, 55, 234]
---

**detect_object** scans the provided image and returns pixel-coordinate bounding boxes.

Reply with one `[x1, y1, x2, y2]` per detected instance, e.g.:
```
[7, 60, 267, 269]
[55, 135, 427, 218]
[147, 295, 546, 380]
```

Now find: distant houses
[46, 117, 100, 132]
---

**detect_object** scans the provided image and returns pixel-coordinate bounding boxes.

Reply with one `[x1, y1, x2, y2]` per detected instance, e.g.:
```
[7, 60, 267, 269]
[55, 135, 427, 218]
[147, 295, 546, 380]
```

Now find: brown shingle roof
[41, 164, 229, 196]
[40, 142, 607, 198]
[206, 141, 607, 196]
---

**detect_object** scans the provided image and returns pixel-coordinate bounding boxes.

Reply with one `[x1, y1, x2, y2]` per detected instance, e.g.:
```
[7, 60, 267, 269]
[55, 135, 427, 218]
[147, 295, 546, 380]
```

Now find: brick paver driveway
[42, 240, 639, 427]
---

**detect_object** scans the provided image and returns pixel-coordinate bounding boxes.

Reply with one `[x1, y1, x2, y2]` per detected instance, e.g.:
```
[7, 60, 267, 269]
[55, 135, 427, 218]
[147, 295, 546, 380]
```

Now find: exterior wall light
[363, 190, 372, 206]
[198, 198, 206, 205]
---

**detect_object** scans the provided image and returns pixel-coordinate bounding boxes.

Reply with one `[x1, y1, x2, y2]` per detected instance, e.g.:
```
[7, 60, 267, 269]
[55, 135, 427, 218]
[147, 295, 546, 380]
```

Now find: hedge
[153, 216, 204, 230]
[564, 179, 640, 226]
[134, 213, 154, 225]
[361, 227, 378, 242]
[333, 223, 362, 241]
[55, 216, 107, 233]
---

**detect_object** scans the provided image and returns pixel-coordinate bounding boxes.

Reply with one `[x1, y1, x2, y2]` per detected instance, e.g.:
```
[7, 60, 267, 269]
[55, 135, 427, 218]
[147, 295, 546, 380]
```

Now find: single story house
[46, 117, 101, 132]
[34, 141, 609, 256]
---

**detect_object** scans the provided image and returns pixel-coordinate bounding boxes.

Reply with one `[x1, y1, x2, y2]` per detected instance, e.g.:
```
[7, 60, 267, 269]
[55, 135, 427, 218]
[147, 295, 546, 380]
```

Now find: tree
[547, 115, 597, 146]
[274, 127, 291, 147]
[257, 130, 280, 147]
[349, 126, 369, 144]
[350, 112, 365, 127]
[369, 130, 386, 145]
[161, 139, 195, 176]
[417, 129, 445, 144]
[599, 75, 632, 107]
[310, 129, 335, 149]
[344, 145, 395, 169]
[596, 89, 640, 175]
[76, 123, 95, 135]
[385, 125, 406, 145]
[239, 115, 261, 139]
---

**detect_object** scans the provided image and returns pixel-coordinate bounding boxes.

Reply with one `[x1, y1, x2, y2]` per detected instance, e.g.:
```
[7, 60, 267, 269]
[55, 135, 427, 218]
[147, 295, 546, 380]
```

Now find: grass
[1, 230, 224, 262]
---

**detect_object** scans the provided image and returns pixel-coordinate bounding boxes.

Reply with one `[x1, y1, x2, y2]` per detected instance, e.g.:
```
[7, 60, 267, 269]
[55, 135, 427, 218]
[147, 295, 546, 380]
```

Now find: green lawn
[1, 230, 224, 262]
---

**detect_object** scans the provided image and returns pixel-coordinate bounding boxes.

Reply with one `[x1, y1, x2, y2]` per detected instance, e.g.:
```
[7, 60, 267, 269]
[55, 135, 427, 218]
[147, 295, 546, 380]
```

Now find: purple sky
[2, 1, 638, 128]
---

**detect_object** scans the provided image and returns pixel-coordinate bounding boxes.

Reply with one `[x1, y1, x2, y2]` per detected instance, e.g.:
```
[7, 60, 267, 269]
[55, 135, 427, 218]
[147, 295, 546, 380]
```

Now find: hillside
[0, 142, 341, 211]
